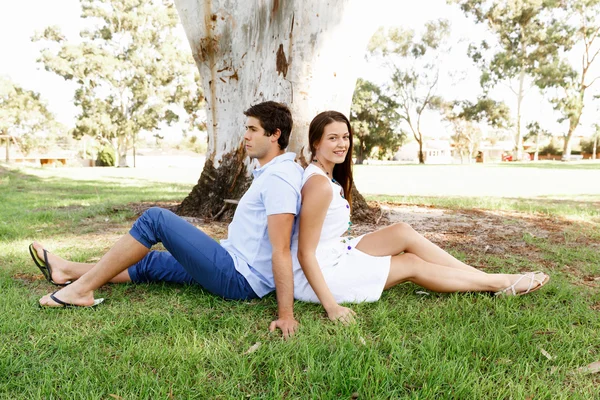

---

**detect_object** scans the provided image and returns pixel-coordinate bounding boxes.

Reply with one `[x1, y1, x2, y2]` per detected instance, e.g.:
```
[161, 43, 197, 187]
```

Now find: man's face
[244, 116, 273, 162]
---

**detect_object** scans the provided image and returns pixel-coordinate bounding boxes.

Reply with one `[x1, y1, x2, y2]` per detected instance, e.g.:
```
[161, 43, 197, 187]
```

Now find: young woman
[292, 111, 549, 323]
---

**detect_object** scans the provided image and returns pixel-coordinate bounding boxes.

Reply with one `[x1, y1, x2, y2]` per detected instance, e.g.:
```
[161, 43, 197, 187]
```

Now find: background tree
[34, 0, 202, 167]
[442, 97, 511, 163]
[367, 20, 450, 164]
[580, 123, 600, 159]
[446, 118, 481, 164]
[524, 121, 552, 161]
[174, 0, 378, 220]
[350, 78, 404, 164]
[534, 0, 600, 160]
[0, 76, 62, 157]
[454, 0, 561, 161]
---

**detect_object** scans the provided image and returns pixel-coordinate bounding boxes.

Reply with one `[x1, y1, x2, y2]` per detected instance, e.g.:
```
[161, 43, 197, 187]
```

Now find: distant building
[394, 140, 453, 164]
[477, 140, 514, 163]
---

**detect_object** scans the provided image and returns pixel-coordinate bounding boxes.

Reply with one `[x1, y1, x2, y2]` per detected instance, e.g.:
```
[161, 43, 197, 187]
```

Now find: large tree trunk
[174, 0, 376, 219]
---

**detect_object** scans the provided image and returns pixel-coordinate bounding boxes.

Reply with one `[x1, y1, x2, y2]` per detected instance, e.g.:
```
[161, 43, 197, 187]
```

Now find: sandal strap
[495, 272, 546, 296]
[521, 272, 545, 294]
[49, 291, 69, 307]
[499, 274, 527, 296]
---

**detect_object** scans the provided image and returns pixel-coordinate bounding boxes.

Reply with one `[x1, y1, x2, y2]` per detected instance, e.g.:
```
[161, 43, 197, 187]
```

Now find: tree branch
[586, 75, 600, 89]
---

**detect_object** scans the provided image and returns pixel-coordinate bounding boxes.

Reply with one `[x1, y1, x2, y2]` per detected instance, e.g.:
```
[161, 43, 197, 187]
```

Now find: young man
[34, 101, 303, 338]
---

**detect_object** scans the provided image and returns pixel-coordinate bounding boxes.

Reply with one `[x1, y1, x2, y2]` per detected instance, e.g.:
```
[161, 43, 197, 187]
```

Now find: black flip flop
[40, 291, 105, 308]
[28, 243, 71, 286]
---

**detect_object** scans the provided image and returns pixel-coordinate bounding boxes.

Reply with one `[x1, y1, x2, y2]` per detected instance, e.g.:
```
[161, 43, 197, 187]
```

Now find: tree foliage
[442, 97, 511, 162]
[580, 123, 600, 158]
[533, 0, 600, 159]
[524, 121, 553, 160]
[34, 0, 202, 166]
[350, 79, 405, 164]
[368, 20, 449, 164]
[454, 0, 563, 160]
[0, 76, 61, 155]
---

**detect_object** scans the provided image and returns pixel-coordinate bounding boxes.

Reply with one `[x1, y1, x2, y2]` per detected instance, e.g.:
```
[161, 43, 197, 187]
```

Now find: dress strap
[302, 164, 328, 187]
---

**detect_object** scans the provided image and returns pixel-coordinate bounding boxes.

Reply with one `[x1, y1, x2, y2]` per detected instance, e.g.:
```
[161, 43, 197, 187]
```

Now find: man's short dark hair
[244, 101, 293, 150]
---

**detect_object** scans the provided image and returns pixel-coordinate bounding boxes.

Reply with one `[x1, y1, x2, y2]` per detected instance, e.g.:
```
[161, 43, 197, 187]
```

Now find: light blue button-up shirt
[220, 152, 303, 297]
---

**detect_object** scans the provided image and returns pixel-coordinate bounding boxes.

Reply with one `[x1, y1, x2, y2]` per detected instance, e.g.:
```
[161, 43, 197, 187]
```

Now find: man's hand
[269, 317, 299, 339]
[326, 305, 356, 325]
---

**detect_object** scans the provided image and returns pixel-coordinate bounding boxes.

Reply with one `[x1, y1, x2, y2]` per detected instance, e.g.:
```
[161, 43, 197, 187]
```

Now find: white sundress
[292, 164, 391, 303]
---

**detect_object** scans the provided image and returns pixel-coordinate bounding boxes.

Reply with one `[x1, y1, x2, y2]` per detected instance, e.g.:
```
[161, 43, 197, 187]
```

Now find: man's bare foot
[495, 272, 550, 296]
[39, 285, 100, 308]
[31, 241, 72, 285]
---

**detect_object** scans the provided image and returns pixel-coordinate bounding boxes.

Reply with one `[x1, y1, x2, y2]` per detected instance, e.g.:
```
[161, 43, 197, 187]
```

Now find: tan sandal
[494, 271, 550, 296]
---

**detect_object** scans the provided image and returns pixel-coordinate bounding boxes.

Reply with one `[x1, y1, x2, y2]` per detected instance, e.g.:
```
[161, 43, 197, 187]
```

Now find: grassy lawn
[1, 164, 599, 399]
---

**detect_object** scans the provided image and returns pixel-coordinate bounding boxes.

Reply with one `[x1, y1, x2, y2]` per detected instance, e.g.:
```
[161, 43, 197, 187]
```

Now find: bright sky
[1, 0, 597, 138]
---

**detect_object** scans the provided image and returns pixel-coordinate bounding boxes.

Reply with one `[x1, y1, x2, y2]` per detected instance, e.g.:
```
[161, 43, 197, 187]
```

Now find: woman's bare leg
[357, 223, 485, 274]
[39, 234, 148, 307]
[385, 253, 547, 293]
[32, 242, 131, 284]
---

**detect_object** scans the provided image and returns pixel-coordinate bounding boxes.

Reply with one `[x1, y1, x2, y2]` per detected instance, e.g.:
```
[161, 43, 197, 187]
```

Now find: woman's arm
[298, 175, 356, 323]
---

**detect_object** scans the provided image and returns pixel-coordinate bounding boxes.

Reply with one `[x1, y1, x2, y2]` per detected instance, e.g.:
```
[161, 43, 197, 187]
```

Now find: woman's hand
[326, 305, 356, 324]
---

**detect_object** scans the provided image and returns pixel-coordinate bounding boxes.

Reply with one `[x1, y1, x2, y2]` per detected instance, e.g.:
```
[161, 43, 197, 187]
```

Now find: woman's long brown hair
[308, 111, 354, 206]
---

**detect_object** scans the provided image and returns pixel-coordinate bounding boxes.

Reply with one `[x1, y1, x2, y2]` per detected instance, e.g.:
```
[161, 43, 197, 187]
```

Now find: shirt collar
[252, 152, 297, 178]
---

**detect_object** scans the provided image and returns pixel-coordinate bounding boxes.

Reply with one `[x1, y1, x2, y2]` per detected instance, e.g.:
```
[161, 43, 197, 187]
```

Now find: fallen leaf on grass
[358, 336, 366, 345]
[576, 361, 600, 375]
[244, 342, 261, 355]
[539, 348, 554, 360]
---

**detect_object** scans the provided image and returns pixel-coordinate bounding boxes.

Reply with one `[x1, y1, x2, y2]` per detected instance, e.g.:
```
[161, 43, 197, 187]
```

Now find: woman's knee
[392, 222, 416, 239]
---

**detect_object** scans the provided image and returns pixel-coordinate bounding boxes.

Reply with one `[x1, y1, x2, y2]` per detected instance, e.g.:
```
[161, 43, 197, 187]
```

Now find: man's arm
[266, 213, 298, 339]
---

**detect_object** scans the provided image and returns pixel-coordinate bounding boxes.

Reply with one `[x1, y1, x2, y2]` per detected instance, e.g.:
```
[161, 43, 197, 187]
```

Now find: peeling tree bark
[174, 0, 376, 220]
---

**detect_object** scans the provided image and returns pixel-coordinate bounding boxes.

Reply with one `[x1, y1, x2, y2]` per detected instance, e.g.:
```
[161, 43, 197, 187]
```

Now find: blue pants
[127, 207, 258, 300]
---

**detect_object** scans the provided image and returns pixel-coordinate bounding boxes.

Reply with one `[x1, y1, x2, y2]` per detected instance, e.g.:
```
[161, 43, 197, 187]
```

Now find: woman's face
[314, 121, 350, 165]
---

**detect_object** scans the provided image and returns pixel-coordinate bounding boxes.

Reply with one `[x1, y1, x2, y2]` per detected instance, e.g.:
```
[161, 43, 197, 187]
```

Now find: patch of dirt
[373, 202, 598, 272]
[125, 200, 597, 274]
[12, 273, 45, 283]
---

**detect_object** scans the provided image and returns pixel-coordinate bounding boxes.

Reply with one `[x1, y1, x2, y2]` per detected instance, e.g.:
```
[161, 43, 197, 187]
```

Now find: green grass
[1, 164, 599, 399]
